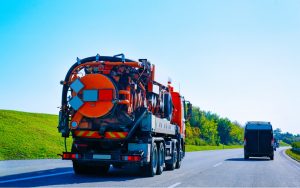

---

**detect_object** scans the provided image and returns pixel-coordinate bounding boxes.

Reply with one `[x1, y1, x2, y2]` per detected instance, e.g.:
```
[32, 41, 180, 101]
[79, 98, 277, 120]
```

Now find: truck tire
[175, 143, 181, 169]
[166, 143, 177, 170]
[144, 142, 158, 177]
[157, 142, 165, 175]
[71, 144, 90, 175]
[244, 154, 249, 160]
[270, 155, 274, 160]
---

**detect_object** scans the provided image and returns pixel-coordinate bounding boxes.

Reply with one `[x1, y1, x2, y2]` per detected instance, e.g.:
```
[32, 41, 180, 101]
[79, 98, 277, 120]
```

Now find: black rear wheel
[144, 143, 158, 177]
[157, 142, 165, 175]
[71, 144, 89, 175]
[175, 143, 181, 169]
[166, 143, 177, 170]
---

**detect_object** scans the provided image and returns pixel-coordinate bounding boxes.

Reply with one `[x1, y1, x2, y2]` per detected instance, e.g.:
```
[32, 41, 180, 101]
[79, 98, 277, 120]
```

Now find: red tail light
[244, 138, 247, 146]
[271, 138, 274, 146]
[122, 155, 141, 161]
[62, 152, 82, 160]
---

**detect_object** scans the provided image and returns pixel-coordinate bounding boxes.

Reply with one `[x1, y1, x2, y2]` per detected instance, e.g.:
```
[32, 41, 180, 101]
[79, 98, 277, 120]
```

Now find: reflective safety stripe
[87, 131, 94, 137]
[74, 131, 128, 139]
[76, 131, 85, 137]
[105, 131, 128, 139]
[116, 132, 127, 138]
[106, 132, 116, 138]
[74, 131, 101, 138]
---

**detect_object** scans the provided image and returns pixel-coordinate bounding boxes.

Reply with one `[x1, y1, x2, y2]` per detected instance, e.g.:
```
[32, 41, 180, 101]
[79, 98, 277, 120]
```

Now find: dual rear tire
[144, 142, 165, 177]
[166, 142, 182, 170]
[166, 143, 177, 170]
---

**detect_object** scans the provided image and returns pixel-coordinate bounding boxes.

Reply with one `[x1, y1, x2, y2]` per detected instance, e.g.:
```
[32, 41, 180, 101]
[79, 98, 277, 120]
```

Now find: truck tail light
[62, 152, 82, 160]
[271, 138, 274, 146]
[244, 138, 247, 146]
[121, 155, 141, 161]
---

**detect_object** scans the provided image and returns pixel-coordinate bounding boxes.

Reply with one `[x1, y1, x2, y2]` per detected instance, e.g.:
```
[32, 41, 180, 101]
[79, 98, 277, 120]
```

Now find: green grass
[280, 141, 290, 147]
[0, 109, 70, 160]
[286, 149, 300, 162]
[186, 144, 243, 152]
[0, 109, 243, 159]
[291, 141, 300, 149]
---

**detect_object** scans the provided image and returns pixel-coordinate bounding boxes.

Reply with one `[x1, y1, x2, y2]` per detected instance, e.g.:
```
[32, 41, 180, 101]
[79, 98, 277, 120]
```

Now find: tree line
[186, 106, 244, 146]
[273, 128, 300, 145]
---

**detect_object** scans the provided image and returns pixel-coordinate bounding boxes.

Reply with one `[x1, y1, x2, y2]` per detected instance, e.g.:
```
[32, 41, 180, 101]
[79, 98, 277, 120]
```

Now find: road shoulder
[281, 148, 300, 169]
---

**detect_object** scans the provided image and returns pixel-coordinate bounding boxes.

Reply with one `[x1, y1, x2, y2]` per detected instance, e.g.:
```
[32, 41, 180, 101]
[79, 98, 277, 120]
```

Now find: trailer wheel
[166, 143, 177, 170]
[157, 142, 165, 175]
[144, 142, 158, 177]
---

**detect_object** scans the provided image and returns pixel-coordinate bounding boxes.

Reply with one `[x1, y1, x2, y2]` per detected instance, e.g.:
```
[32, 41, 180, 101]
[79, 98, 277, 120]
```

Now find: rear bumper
[61, 152, 147, 166]
[244, 149, 274, 157]
[72, 159, 145, 167]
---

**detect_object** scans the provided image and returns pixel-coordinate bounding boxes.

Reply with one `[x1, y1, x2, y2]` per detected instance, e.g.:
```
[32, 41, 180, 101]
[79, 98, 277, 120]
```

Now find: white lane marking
[213, 162, 222, 167]
[0, 171, 73, 184]
[168, 182, 181, 188]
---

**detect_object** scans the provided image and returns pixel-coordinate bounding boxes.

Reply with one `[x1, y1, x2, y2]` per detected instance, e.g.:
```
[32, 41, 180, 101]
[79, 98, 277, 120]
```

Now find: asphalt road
[1, 147, 300, 187]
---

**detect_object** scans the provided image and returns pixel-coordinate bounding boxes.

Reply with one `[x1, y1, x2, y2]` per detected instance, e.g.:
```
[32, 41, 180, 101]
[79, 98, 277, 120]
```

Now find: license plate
[93, 154, 111, 160]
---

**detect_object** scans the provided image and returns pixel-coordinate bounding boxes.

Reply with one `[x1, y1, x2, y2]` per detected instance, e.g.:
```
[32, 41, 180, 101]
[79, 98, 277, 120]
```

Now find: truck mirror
[186, 102, 192, 121]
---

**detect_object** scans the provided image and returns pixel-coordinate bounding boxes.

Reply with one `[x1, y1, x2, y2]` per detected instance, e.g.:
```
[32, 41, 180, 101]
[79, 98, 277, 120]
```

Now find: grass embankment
[279, 141, 290, 147]
[0, 109, 243, 160]
[0, 110, 67, 160]
[286, 149, 300, 162]
[186, 144, 243, 152]
[285, 141, 300, 162]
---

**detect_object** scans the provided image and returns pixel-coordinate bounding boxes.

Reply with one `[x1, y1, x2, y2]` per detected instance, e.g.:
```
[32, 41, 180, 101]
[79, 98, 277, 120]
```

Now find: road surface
[1, 147, 300, 187]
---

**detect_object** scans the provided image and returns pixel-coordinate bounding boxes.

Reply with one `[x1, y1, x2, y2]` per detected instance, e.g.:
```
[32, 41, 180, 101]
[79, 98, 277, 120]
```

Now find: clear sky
[1, 0, 299, 134]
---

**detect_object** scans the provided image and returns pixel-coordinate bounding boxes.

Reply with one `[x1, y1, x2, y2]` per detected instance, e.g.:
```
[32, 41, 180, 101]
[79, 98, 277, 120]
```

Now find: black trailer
[244, 121, 274, 160]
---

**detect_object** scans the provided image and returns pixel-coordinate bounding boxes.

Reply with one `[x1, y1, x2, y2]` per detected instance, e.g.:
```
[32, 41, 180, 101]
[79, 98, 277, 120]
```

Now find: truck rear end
[58, 54, 191, 176]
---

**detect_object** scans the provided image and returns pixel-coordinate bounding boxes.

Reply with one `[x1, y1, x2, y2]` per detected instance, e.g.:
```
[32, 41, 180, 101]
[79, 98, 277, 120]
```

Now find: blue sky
[1, 0, 300, 134]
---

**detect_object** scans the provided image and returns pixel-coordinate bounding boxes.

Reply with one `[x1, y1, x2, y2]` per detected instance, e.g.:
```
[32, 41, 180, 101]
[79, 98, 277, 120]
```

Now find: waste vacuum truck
[58, 54, 191, 176]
